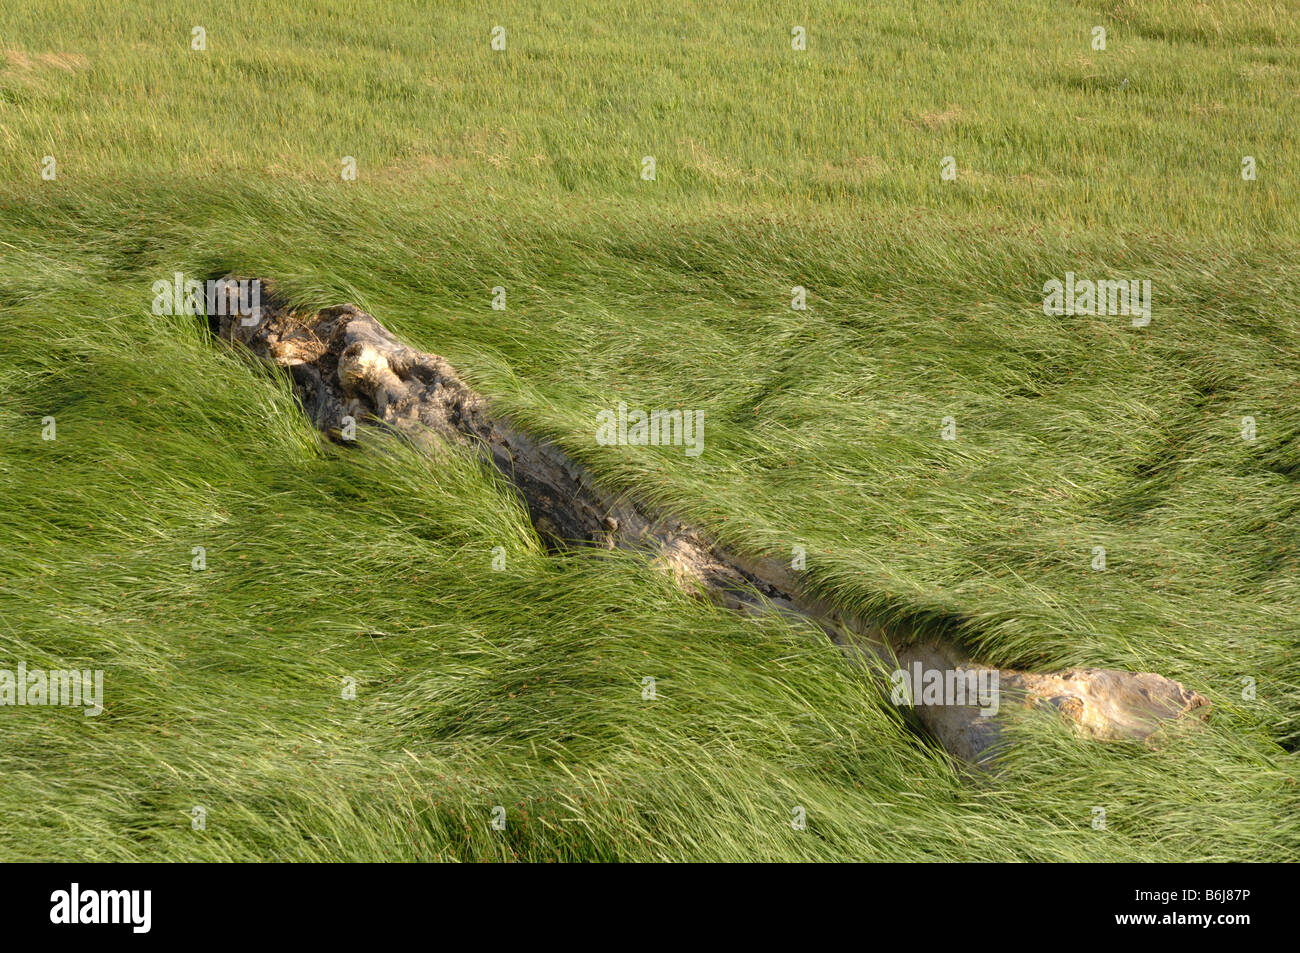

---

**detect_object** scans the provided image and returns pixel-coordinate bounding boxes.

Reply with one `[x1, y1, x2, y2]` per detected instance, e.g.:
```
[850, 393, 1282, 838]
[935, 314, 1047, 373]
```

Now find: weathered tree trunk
[212, 281, 1209, 765]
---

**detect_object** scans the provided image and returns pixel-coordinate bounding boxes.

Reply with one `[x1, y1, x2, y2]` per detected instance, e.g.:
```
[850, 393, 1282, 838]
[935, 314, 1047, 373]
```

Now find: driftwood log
[211, 281, 1209, 765]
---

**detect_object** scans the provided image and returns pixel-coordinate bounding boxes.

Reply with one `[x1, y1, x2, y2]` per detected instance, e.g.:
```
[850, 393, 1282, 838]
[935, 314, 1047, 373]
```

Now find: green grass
[0, 0, 1297, 860]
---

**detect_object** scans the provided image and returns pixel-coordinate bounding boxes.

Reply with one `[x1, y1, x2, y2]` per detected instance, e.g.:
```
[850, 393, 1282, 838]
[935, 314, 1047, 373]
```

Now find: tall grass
[0, 0, 1296, 860]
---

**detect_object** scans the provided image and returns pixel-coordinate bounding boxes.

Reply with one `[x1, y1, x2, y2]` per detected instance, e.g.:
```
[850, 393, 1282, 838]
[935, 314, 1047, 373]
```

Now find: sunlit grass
[0, 0, 1296, 860]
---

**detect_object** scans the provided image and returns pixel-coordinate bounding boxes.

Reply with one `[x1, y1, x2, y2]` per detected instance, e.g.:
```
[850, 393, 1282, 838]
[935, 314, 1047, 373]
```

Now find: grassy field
[1, 0, 1298, 860]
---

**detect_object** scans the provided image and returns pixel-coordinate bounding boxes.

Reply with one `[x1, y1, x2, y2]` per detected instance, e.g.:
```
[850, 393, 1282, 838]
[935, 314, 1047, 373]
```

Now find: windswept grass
[0, 0, 1296, 860]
